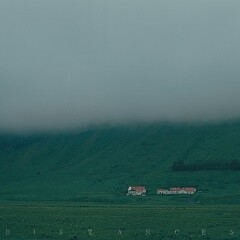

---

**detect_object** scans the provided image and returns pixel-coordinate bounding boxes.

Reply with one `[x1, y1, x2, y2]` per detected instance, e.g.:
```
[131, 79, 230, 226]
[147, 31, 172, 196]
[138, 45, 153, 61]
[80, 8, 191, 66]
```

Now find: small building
[170, 187, 182, 194]
[157, 189, 175, 195]
[127, 186, 146, 196]
[180, 187, 196, 194]
[157, 189, 168, 194]
[157, 187, 196, 195]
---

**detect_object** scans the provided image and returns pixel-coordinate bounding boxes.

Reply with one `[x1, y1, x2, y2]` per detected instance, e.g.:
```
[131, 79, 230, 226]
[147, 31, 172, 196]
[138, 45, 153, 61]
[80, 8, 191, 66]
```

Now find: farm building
[127, 186, 146, 196]
[157, 189, 171, 194]
[157, 187, 196, 195]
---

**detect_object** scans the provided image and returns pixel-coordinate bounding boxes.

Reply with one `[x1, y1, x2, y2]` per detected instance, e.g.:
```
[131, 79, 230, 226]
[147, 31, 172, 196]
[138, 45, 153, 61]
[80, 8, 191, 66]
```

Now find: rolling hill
[1, 121, 240, 204]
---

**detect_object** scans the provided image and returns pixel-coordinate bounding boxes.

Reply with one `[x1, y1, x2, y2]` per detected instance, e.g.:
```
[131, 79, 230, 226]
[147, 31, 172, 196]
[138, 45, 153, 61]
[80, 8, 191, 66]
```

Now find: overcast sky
[1, 0, 240, 132]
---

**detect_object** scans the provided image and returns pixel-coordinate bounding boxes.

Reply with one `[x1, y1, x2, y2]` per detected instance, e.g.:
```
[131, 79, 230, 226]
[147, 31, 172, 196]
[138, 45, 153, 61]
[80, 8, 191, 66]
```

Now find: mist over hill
[1, 121, 240, 204]
[1, 0, 240, 132]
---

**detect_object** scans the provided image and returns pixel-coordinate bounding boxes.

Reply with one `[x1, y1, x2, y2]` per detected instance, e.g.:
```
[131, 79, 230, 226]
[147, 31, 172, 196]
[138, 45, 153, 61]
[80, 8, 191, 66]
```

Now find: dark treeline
[171, 160, 240, 171]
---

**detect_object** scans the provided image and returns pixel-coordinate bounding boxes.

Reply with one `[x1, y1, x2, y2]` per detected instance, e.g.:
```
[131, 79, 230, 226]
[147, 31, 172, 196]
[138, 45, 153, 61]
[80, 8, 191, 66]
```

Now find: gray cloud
[1, 0, 240, 131]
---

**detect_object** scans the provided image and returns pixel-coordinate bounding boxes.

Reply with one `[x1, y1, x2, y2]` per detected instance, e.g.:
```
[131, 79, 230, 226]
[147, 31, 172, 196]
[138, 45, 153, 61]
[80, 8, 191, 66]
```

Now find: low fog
[1, 0, 240, 132]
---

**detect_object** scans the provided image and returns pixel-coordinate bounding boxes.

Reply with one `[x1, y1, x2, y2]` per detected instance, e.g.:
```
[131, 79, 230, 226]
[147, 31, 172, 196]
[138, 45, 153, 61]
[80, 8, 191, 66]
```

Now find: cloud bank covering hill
[1, 0, 240, 132]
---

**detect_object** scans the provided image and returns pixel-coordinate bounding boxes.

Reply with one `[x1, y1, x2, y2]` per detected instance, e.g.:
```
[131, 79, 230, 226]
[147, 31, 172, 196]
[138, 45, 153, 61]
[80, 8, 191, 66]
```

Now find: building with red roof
[127, 186, 146, 196]
[157, 187, 196, 195]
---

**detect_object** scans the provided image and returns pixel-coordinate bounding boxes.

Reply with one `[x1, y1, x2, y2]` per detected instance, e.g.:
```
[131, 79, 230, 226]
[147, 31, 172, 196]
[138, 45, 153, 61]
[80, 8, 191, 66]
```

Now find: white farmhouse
[127, 186, 146, 196]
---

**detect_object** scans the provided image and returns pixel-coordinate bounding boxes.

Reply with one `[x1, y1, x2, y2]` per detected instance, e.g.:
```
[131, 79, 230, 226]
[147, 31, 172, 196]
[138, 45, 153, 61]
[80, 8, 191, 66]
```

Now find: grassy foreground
[0, 203, 240, 240]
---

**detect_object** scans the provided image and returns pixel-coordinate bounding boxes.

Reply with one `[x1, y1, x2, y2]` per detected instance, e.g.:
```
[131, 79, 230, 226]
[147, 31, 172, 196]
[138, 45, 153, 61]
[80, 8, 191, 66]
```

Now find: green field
[0, 203, 240, 240]
[1, 122, 240, 239]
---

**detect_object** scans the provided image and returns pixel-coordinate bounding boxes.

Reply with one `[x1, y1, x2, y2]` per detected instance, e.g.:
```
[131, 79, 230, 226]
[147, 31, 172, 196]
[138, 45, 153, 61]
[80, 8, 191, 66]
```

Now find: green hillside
[1, 122, 240, 204]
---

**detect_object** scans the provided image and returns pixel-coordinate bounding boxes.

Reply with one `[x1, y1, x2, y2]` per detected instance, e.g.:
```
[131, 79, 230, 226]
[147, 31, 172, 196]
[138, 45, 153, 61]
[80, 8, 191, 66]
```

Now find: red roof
[182, 187, 196, 191]
[170, 187, 182, 191]
[170, 187, 196, 191]
[130, 186, 146, 191]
